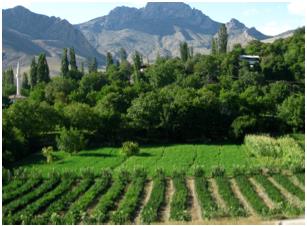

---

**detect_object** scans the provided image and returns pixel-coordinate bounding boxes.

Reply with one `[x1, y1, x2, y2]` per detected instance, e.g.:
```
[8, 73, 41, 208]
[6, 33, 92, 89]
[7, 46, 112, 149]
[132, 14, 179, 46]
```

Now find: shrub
[211, 166, 225, 177]
[41, 146, 54, 163]
[121, 141, 140, 157]
[56, 127, 86, 154]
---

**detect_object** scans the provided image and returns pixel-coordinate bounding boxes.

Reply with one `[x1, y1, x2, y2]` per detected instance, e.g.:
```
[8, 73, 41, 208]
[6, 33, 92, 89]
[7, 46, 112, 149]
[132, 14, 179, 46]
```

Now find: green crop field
[2, 170, 304, 225]
[14, 144, 256, 177]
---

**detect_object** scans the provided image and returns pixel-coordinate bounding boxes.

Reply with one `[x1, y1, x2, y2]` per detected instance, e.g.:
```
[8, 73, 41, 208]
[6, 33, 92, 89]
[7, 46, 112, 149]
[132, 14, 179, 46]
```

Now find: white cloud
[288, 0, 305, 16]
[257, 21, 292, 36]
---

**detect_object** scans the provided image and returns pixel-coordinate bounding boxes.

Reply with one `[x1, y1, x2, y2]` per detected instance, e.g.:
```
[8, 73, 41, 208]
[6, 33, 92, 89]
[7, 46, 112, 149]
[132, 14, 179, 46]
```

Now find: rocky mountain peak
[227, 18, 246, 30]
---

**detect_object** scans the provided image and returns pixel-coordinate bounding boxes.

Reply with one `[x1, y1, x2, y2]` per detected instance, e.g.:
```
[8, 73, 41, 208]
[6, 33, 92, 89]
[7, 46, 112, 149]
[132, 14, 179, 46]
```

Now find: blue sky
[3, 1, 305, 36]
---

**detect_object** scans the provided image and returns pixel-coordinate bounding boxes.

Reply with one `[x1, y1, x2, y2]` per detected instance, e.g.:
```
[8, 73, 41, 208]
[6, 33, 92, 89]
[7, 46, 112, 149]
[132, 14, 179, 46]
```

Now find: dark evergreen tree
[21, 72, 30, 89]
[37, 53, 50, 83]
[29, 57, 37, 88]
[80, 62, 85, 74]
[69, 47, 78, 71]
[3, 67, 14, 85]
[119, 48, 127, 62]
[180, 42, 189, 62]
[211, 37, 217, 55]
[88, 57, 98, 73]
[106, 52, 114, 69]
[218, 24, 228, 54]
[61, 48, 69, 76]
[132, 51, 142, 72]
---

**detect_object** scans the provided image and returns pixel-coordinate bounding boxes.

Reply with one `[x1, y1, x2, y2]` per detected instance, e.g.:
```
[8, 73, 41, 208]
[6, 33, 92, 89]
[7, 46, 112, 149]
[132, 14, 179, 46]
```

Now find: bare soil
[160, 179, 175, 222]
[230, 178, 256, 216]
[289, 176, 305, 191]
[249, 177, 275, 209]
[186, 178, 202, 222]
[268, 177, 303, 208]
[134, 180, 154, 224]
[209, 178, 227, 211]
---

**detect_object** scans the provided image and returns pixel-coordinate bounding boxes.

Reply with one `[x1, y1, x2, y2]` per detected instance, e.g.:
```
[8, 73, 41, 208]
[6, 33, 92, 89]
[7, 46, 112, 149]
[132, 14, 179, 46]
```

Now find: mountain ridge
[3, 3, 294, 75]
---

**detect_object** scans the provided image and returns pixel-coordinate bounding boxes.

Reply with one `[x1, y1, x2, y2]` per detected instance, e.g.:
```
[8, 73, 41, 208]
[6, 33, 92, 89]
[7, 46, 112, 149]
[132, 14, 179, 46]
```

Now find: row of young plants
[91, 170, 130, 224]
[214, 176, 247, 217]
[295, 173, 305, 185]
[111, 169, 147, 224]
[253, 175, 303, 217]
[63, 171, 112, 224]
[8, 178, 75, 224]
[194, 169, 221, 219]
[141, 170, 166, 224]
[3, 177, 42, 205]
[169, 171, 191, 221]
[2, 179, 24, 193]
[272, 174, 305, 201]
[32, 178, 95, 225]
[235, 176, 270, 216]
[3, 177, 60, 216]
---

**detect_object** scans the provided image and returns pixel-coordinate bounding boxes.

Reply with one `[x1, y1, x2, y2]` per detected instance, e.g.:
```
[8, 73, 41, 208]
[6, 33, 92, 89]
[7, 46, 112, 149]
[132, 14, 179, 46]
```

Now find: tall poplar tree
[180, 42, 189, 62]
[61, 48, 69, 76]
[119, 48, 127, 62]
[106, 52, 114, 69]
[69, 47, 77, 71]
[218, 24, 228, 54]
[211, 37, 217, 55]
[37, 53, 50, 83]
[29, 57, 37, 88]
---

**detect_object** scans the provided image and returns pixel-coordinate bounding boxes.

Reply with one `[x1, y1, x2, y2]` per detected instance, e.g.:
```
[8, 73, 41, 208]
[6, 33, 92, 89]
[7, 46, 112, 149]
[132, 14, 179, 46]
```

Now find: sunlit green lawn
[15, 144, 257, 177]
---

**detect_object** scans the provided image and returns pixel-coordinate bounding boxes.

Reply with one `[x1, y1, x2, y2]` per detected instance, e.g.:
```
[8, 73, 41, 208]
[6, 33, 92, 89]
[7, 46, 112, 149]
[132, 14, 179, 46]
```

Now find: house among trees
[239, 55, 260, 68]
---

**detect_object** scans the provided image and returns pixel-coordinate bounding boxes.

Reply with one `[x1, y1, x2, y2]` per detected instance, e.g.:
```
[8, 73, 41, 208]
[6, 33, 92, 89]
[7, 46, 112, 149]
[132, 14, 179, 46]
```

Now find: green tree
[211, 37, 217, 55]
[119, 47, 127, 62]
[69, 47, 78, 71]
[88, 57, 98, 73]
[29, 57, 37, 88]
[42, 146, 54, 163]
[36, 53, 50, 83]
[21, 72, 30, 90]
[278, 94, 304, 131]
[132, 51, 142, 72]
[180, 42, 189, 62]
[217, 24, 228, 53]
[106, 52, 114, 70]
[61, 48, 69, 76]
[56, 127, 86, 155]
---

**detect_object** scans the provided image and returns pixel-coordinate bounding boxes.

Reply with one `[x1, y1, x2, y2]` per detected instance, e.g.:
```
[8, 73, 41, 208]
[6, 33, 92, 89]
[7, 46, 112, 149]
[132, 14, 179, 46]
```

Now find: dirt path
[289, 176, 305, 191]
[186, 178, 202, 222]
[209, 178, 227, 211]
[249, 178, 275, 209]
[268, 177, 303, 208]
[230, 178, 256, 216]
[160, 179, 175, 222]
[134, 180, 154, 224]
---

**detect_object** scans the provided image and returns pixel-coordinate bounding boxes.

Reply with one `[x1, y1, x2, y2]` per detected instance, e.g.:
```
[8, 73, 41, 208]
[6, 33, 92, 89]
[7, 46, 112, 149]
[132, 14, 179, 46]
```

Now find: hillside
[2, 6, 104, 75]
[76, 2, 271, 62]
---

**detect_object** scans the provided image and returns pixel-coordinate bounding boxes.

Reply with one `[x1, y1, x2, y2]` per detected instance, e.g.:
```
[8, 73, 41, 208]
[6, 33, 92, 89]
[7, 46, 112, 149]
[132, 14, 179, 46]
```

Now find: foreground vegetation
[2, 168, 304, 225]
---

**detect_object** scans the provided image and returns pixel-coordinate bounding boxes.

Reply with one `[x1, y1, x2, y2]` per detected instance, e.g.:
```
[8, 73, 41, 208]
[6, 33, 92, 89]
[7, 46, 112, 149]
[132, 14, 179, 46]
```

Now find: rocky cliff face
[76, 2, 271, 62]
[3, 6, 104, 75]
[3, 3, 279, 74]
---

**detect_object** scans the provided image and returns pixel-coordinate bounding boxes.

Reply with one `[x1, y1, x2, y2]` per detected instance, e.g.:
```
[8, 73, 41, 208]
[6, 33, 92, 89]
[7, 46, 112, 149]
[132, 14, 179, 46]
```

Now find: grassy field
[15, 144, 256, 177]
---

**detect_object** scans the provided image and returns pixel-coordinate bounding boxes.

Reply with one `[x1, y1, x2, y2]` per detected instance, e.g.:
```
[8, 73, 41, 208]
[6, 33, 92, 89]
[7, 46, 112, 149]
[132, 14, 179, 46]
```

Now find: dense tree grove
[2, 28, 305, 166]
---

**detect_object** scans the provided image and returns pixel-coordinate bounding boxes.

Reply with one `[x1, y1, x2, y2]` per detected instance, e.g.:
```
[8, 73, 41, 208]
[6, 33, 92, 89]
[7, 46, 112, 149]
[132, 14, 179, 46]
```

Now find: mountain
[76, 3, 271, 62]
[2, 6, 104, 75]
[3, 3, 292, 74]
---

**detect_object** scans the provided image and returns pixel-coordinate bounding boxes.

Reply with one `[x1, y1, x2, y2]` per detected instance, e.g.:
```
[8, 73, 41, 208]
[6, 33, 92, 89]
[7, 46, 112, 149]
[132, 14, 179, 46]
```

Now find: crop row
[10, 178, 75, 224]
[195, 173, 220, 219]
[3, 178, 42, 205]
[32, 178, 95, 225]
[141, 170, 166, 224]
[295, 174, 305, 185]
[235, 176, 270, 216]
[111, 170, 147, 224]
[272, 174, 305, 201]
[2, 179, 24, 193]
[91, 171, 130, 224]
[3, 177, 60, 216]
[63, 174, 111, 224]
[215, 176, 246, 217]
[169, 172, 191, 221]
